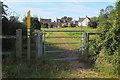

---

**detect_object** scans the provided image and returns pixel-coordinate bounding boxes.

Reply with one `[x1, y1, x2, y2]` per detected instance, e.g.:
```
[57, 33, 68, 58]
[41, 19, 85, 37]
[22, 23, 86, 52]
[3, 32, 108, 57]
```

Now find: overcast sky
[2, 0, 116, 22]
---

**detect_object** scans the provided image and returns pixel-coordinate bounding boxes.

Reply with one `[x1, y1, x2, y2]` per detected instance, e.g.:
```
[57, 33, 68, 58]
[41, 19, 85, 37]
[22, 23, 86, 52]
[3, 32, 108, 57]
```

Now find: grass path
[45, 31, 107, 78]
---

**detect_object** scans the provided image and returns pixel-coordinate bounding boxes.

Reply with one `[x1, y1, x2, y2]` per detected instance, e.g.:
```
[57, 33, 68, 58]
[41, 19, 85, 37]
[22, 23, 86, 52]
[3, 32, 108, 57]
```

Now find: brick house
[51, 22, 56, 28]
[40, 18, 52, 28]
[72, 20, 79, 27]
[56, 18, 72, 27]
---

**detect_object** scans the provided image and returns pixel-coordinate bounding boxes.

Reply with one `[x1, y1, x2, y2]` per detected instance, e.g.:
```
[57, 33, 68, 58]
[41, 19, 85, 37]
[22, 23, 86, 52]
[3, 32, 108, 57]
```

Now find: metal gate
[44, 30, 87, 55]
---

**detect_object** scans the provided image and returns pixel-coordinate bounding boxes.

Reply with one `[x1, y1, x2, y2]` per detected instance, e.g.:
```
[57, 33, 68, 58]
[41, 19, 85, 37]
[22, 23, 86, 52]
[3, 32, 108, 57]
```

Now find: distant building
[78, 16, 90, 26]
[51, 22, 57, 28]
[56, 18, 72, 28]
[40, 16, 90, 28]
[40, 18, 52, 28]
[72, 20, 79, 27]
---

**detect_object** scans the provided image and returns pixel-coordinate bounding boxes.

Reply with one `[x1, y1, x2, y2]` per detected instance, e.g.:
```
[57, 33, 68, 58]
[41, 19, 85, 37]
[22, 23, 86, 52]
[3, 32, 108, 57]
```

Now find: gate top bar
[44, 30, 84, 32]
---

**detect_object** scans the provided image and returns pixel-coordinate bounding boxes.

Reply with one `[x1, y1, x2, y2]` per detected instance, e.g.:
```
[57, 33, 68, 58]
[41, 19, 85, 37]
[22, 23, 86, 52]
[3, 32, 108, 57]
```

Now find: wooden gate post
[16, 29, 22, 58]
[87, 33, 89, 54]
[84, 30, 88, 61]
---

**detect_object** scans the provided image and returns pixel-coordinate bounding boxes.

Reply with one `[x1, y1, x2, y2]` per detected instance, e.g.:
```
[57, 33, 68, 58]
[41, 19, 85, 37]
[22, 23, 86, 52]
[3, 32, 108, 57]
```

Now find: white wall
[78, 18, 90, 27]
[82, 18, 90, 26]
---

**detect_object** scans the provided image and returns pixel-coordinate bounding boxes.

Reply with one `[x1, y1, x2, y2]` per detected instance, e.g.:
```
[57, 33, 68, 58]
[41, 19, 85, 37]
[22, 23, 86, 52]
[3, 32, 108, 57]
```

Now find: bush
[88, 20, 97, 28]
[89, 1, 120, 77]
[41, 23, 48, 28]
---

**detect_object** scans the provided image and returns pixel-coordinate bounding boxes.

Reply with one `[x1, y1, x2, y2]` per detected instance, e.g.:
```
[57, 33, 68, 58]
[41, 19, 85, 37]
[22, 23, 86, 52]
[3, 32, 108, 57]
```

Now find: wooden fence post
[16, 29, 22, 58]
[37, 30, 42, 58]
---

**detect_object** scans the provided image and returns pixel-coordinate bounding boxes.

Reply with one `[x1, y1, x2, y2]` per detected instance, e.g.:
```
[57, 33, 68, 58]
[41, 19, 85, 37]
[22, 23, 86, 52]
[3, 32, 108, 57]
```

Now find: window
[58, 20, 60, 22]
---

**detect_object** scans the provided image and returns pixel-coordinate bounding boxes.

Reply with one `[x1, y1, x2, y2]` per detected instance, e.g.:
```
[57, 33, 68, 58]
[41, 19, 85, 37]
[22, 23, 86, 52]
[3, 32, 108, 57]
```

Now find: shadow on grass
[2, 41, 94, 78]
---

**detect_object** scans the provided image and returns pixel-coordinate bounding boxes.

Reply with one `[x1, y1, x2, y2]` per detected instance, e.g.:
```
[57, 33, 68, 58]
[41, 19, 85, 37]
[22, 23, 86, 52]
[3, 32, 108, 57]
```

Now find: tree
[61, 16, 67, 19]
[100, 9, 105, 16]
[67, 17, 72, 21]
[105, 5, 114, 16]
[1, 2, 8, 17]
[9, 16, 19, 22]
[68, 23, 71, 27]
[41, 23, 48, 28]
[62, 23, 65, 27]
[22, 16, 41, 31]
[88, 20, 97, 28]
[31, 17, 41, 30]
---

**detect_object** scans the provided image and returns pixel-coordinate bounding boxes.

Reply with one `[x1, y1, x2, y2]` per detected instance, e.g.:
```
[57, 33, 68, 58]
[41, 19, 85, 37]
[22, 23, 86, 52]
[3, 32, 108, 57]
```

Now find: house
[56, 18, 72, 27]
[72, 20, 79, 27]
[40, 16, 90, 28]
[78, 16, 90, 26]
[51, 22, 57, 28]
[40, 18, 52, 28]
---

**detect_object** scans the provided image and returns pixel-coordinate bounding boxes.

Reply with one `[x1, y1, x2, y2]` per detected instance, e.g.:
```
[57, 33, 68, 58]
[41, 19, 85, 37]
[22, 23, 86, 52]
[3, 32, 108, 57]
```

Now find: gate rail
[44, 30, 87, 55]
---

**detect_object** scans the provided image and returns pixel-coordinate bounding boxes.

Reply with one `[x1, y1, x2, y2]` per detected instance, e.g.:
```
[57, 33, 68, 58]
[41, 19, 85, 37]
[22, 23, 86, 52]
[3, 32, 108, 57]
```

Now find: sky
[2, 0, 116, 22]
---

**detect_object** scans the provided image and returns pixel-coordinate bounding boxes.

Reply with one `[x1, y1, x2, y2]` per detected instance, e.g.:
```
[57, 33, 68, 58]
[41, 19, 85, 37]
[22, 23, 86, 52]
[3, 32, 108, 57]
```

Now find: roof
[57, 19, 70, 22]
[51, 22, 56, 26]
[40, 18, 51, 23]
[79, 17, 90, 22]
[79, 18, 85, 22]
[87, 17, 91, 20]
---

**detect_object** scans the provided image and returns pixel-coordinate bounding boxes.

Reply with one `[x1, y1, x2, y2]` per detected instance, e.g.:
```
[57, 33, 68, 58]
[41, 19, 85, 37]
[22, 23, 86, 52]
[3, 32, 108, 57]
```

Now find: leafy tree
[41, 23, 48, 28]
[61, 16, 67, 19]
[22, 16, 41, 31]
[88, 20, 97, 28]
[105, 5, 114, 16]
[62, 23, 65, 27]
[68, 23, 71, 27]
[1, 2, 8, 17]
[61, 16, 73, 22]
[31, 17, 41, 30]
[67, 17, 72, 21]
[100, 9, 105, 16]
[9, 16, 19, 22]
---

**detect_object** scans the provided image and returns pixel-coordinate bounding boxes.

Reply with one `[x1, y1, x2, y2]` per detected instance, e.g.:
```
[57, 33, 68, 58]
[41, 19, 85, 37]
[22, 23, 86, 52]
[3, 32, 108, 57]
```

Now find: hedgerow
[89, 1, 120, 77]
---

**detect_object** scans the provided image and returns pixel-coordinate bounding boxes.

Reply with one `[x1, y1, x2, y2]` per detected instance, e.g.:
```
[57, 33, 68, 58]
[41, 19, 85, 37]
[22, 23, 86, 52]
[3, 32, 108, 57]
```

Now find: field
[2, 27, 112, 78]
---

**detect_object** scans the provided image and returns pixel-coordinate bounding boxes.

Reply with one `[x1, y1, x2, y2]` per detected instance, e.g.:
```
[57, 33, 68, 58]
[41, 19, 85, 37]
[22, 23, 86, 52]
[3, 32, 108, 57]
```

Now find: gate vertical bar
[44, 31, 46, 55]
[40, 33, 42, 56]
[80, 31, 82, 52]
[82, 31, 85, 55]
[38, 30, 40, 57]
[84, 30, 88, 61]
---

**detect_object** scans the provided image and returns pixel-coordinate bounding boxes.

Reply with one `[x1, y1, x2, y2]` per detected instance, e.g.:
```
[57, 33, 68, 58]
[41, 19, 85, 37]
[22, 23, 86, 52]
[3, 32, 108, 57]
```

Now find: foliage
[61, 16, 73, 22]
[62, 23, 65, 27]
[89, 1, 120, 77]
[31, 17, 41, 30]
[67, 17, 72, 21]
[22, 16, 41, 31]
[61, 16, 67, 19]
[88, 20, 98, 28]
[2, 16, 26, 35]
[41, 23, 49, 28]
[98, 5, 114, 27]
[1, 2, 8, 17]
[67, 23, 71, 27]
